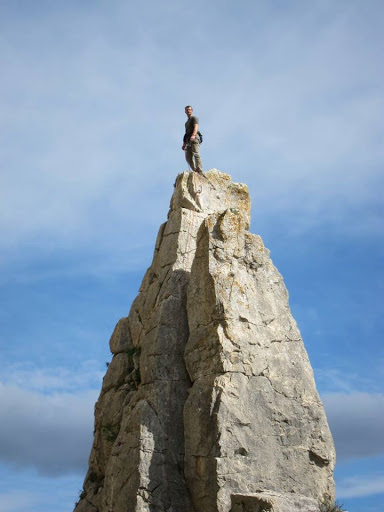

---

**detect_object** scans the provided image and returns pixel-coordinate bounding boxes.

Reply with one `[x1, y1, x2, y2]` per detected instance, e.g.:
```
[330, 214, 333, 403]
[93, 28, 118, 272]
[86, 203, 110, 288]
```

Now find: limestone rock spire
[74, 170, 335, 512]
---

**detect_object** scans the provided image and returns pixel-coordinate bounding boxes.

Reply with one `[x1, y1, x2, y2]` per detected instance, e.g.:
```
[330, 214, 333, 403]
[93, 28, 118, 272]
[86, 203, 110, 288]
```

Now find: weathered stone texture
[231, 491, 321, 512]
[74, 170, 335, 512]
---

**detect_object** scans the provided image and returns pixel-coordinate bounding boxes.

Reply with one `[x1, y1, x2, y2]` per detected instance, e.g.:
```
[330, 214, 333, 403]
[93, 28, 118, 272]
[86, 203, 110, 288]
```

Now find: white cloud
[0, 471, 84, 512]
[322, 392, 384, 461]
[1, 361, 104, 393]
[0, 3, 382, 510]
[317, 369, 358, 394]
[0, 491, 40, 512]
[0, 382, 97, 475]
[0, 0, 383, 269]
[337, 474, 384, 499]
[1, 366, 383, 476]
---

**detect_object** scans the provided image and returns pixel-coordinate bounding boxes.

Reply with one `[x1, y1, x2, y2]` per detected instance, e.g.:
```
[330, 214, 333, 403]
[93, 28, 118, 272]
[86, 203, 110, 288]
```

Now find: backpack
[198, 131, 203, 143]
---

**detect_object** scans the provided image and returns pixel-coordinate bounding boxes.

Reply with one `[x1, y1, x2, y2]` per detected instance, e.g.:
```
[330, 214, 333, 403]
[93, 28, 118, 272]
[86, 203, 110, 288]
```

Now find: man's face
[185, 106, 193, 117]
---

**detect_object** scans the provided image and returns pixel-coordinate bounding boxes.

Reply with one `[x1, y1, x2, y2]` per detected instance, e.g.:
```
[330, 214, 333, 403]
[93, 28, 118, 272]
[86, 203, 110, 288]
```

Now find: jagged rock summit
[75, 170, 335, 512]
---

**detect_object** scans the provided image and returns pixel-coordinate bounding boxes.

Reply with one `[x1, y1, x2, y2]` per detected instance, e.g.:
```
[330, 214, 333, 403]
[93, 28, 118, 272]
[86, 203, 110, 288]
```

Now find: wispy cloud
[0, 0, 383, 272]
[317, 369, 358, 394]
[1, 361, 104, 393]
[0, 3, 382, 512]
[0, 470, 83, 512]
[0, 377, 97, 475]
[316, 368, 383, 396]
[337, 474, 384, 499]
[1, 364, 383, 476]
[323, 392, 384, 461]
[0, 490, 40, 512]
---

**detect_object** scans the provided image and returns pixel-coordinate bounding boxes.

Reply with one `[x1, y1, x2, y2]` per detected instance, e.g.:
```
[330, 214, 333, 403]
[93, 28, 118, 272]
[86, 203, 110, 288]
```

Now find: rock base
[231, 491, 321, 512]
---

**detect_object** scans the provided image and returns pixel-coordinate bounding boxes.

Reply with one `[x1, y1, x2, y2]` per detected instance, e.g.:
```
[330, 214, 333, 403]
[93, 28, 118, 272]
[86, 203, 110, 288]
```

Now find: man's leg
[191, 141, 203, 172]
[185, 145, 194, 170]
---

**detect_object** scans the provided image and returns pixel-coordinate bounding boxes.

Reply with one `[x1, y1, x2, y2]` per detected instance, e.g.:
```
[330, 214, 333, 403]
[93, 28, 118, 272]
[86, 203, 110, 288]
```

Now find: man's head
[185, 105, 193, 117]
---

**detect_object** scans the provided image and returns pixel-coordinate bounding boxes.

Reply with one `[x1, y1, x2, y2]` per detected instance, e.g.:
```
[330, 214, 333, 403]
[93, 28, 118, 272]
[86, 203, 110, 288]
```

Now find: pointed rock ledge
[74, 170, 335, 512]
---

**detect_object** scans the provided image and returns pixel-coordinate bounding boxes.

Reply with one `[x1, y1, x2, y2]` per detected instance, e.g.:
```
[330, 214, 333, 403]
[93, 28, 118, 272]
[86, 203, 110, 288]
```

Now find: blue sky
[0, 1, 383, 511]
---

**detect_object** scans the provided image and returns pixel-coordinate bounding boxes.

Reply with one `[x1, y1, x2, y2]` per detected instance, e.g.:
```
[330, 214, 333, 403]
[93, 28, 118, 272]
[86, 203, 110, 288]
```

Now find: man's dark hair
[185, 105, 193, 109]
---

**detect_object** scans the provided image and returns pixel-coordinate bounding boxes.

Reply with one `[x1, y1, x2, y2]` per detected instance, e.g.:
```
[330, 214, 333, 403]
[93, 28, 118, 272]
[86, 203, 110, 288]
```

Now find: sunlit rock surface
[74, 170, 335, 512]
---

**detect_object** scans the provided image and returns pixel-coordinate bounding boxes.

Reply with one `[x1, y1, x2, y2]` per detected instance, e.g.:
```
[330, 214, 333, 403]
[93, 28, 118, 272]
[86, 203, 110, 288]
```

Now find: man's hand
[190, 135, 195, 141]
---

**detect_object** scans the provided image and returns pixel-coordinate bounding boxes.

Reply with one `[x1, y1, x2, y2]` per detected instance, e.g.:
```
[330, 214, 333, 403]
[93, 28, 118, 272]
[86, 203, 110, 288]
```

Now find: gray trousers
[185, 139, 203, 171]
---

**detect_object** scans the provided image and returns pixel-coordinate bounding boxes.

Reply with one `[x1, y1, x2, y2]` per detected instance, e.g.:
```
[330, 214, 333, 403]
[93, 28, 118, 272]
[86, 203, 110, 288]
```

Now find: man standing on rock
[182, 105, 203, 174]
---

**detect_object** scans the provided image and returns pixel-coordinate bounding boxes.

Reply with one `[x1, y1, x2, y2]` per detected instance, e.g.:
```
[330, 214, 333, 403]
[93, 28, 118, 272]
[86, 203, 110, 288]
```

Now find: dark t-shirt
[184, 115, 199, 143]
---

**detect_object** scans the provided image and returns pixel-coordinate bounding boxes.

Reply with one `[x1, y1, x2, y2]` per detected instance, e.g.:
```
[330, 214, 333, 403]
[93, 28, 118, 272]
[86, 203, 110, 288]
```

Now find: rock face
[231, 492, 322, 512]
[74, 170, 335, 512]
